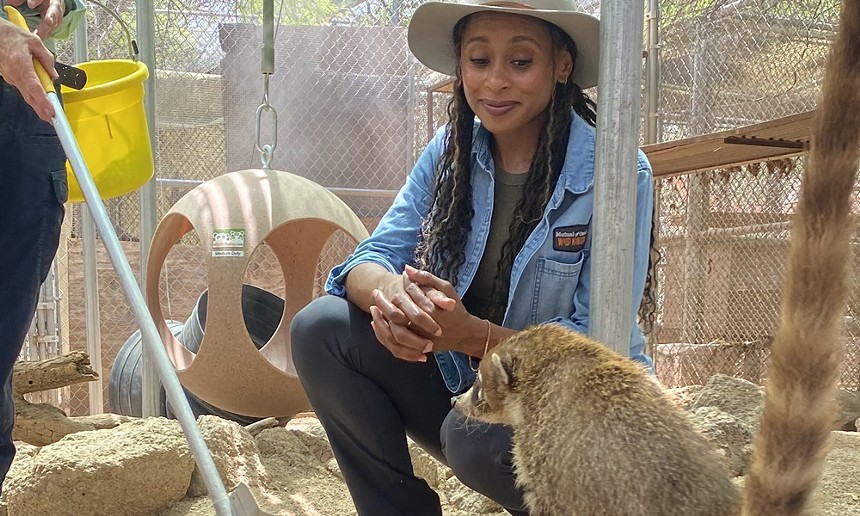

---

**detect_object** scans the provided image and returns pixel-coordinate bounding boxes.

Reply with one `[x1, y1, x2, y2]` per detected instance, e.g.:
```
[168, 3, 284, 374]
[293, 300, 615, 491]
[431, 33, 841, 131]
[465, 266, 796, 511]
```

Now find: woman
[291, 0, 655, 514]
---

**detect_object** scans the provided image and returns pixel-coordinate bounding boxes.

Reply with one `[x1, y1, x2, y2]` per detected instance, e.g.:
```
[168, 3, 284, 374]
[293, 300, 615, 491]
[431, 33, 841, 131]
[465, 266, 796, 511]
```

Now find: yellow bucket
[60, 60, 153, 203]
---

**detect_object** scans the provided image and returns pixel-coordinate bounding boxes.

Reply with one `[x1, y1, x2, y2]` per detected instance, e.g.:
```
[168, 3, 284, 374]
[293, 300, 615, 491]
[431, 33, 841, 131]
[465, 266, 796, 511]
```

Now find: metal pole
[391, 0, 401, 25]
[74, 12, 104, 415]
[589, 0, 646, 353]
[644, 0, 661, 145]
[136, 0, 161, 419]
[83, 211, 103, 414]
[681, 28, 712, 344]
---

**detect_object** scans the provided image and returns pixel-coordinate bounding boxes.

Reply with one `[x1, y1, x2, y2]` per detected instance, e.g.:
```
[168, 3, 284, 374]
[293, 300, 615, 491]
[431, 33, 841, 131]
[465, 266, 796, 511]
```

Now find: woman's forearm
[344, 262, 399, 313]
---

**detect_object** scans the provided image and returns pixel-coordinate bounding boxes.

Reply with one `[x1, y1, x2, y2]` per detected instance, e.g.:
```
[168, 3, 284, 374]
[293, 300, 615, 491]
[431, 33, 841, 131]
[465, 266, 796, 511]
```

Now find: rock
[442, 475, 504, 514]
[4, 417, 194, 516]
[810, 431, 860, 515]
[187, 416, 270, 497]
[4, 442, 39, 489]
[689, 406, 753, 476]
[667, 385, 704, 410]
[255, 427, 317, 468]
[284, 416, 333, 465]
[690, 374, 764, 432]
[835, 390, 860, 430]
[325, 457, 343, 480]
[408, 438, 442, 489]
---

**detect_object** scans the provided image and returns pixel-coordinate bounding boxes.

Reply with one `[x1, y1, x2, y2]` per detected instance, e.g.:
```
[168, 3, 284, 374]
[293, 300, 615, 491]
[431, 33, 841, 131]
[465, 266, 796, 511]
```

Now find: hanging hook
[255, 75, 278, 170]
[254, 0, 277, 169]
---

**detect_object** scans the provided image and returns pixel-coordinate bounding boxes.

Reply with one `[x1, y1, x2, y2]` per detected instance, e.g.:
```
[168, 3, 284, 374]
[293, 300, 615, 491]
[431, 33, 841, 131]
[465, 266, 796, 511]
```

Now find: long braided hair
[415, 15, 658, 332]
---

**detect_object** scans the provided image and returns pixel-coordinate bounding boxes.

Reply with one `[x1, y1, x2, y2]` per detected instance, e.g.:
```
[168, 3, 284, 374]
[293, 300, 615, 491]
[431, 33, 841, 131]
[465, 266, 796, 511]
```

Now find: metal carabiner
[254, 75, 278, 170]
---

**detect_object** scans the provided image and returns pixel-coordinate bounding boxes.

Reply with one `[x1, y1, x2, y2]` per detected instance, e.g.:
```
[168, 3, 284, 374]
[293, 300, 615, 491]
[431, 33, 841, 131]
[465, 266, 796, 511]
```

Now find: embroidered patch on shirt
[553, 225, 588, 252]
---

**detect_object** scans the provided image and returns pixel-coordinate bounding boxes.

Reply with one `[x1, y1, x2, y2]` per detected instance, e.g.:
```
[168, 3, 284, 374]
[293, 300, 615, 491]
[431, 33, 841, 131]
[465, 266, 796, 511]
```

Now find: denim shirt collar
[471, 111, 596, 196]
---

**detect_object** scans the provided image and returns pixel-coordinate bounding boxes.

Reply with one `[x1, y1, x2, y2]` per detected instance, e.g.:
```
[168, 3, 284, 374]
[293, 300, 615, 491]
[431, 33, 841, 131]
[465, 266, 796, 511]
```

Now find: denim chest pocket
[530, 253, 585, 325]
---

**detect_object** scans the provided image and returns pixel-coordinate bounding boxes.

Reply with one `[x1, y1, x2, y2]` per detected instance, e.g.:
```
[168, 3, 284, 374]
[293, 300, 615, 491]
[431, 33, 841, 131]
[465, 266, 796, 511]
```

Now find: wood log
[244, 417, 278, 436]
[70, 413, 140, 430]
[12, 351, 97, 395]
[12, 397, 94, 446]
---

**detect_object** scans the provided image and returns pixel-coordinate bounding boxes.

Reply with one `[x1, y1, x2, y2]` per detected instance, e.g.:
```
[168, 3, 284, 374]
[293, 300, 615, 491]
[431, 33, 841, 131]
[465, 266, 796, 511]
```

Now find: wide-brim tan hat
[408, 0, 600, 89]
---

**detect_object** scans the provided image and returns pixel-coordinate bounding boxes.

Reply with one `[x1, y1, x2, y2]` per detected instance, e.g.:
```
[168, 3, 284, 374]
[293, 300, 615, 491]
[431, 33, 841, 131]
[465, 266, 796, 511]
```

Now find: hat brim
[408, 2, 600, 90]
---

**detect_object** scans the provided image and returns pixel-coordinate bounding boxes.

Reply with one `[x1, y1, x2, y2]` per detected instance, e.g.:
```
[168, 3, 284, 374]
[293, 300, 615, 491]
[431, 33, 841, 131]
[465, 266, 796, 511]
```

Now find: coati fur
[454, 0, 860, 513]
[455, 324, 742, 515]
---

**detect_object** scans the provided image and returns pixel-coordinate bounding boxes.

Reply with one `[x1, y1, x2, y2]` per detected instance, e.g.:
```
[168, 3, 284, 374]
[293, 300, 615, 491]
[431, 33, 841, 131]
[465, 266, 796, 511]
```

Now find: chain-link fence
[660, 0, 838, 139]
[20, 0, 848, 417]
[652, 158, 860, 389]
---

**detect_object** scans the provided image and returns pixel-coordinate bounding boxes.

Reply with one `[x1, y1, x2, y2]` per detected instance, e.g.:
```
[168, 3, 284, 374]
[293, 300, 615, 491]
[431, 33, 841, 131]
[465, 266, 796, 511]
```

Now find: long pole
[589, 0, 646, 353]
[74, 10, 104, 415]
[136, 0, 161, 420]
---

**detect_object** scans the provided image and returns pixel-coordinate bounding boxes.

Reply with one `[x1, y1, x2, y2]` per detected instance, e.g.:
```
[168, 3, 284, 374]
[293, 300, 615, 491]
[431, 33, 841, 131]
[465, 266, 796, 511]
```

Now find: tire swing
[144, 0, 368, 417]
[145, 169, 368, 418]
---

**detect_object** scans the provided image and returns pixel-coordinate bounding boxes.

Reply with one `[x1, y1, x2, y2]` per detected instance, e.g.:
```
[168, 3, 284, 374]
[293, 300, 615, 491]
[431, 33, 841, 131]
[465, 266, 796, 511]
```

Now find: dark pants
[0, 78, 67, 489]
[291, 295, 528, 516]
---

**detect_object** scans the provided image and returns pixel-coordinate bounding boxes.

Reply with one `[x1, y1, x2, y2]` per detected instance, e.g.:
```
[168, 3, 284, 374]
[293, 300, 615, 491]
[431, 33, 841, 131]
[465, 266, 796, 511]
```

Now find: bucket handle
[87, 0, 140, 61]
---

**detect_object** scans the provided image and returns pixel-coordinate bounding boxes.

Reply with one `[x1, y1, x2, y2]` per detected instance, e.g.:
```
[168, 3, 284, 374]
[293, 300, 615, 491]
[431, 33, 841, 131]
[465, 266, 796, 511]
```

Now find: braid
[638, 202, 661, 336]
[415, 19, 475, 285]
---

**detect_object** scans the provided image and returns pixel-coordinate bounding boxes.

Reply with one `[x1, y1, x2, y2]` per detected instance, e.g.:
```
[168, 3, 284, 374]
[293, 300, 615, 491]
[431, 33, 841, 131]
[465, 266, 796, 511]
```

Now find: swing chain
[254, 73, 278, 169]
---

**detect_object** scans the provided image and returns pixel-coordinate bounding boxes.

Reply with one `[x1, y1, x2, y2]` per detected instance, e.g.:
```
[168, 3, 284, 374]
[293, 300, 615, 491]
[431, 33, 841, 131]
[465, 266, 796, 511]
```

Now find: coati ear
[490, 353, 512, 387]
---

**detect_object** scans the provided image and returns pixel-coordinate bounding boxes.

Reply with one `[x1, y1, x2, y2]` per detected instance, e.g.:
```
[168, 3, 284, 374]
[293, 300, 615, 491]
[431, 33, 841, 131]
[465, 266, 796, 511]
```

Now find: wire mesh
[653, 158, 860, 389]
[659, 0, 838, 140]
[23, 0, 847, 418]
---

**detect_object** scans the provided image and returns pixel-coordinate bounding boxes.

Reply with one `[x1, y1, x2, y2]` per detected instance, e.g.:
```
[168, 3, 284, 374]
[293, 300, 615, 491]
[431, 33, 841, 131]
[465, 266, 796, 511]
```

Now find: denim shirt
[327, 112, 655, 393]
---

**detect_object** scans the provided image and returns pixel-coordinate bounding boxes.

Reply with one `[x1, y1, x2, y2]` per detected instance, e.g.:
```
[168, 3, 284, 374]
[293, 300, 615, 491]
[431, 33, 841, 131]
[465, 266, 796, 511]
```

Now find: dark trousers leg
[291, 295, 455, 516]
[441, 410, 529, 515]
[0, 79, 67, 489]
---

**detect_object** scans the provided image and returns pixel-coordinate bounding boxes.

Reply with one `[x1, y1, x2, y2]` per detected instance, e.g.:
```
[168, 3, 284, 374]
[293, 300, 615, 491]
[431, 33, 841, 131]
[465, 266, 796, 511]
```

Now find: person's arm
[4, 0, 86, 41]
[47, 0, 86, 40]
[0, 15, 58, 121]
[327, 127, 445, 302]
[322, 128, 447, 360]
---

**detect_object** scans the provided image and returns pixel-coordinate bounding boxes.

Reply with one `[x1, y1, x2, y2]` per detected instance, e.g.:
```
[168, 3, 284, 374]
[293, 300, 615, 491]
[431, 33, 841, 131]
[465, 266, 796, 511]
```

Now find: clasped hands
[370, 264, 484, 363]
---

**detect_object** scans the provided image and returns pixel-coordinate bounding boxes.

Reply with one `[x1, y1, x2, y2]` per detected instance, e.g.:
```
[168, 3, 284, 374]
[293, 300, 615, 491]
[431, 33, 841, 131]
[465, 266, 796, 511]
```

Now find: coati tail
[743, 0, 860, 514]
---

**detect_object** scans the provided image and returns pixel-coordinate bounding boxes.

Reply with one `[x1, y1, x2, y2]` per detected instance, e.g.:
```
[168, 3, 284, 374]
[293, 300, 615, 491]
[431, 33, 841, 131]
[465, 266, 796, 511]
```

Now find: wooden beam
[642, 110, 813, 177]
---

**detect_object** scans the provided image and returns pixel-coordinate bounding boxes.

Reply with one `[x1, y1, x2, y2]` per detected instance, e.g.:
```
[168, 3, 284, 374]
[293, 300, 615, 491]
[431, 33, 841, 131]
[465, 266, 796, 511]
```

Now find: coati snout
[453, 352, 518, 426]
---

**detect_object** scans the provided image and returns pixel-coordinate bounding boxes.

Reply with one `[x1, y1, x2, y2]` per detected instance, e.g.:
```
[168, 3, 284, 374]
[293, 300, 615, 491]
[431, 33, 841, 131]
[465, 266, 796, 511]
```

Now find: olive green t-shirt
[461, 166, 528, 323]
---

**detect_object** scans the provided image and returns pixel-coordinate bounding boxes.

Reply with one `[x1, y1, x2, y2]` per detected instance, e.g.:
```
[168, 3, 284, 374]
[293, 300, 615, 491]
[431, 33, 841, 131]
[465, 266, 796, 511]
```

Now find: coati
[454, 0, 860, 513]
[455, 324, 742, 515]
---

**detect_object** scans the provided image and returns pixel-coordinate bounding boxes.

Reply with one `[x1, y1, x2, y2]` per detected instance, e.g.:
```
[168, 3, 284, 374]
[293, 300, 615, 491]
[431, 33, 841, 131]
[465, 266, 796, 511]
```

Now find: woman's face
[459, 12, 572, 140]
